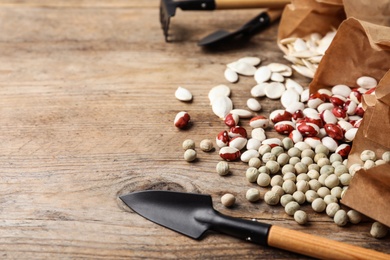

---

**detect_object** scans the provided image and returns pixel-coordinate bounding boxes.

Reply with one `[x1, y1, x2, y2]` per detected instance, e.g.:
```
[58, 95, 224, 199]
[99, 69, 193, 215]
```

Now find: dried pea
[307, 169, 320, 180]
[360, 150, 376, 161]
[246, 167, 259, 183]
[264, 190, 280, 205]
[382, 151, 390, 162]
[308, 163, 320, 172]
[221, 193, 236, 207]
[296, 180, 309, 193]
[282, 164, 295, 175]
[293, 191, 306, 204]
[184, 149, 197, 162]
[258, 144, 271, 156]
[324, 174, 339, 189]
[370, 222, 389, 239]
[323, 194, 338, 205]
[283, 172, 296, 182]
[282, 179, 297, 194]
[332, 161, 342, 168]
[300, 156, 313, 166]
[277, 153, 290, 166]
[305, 190, 319, 203]
[182, 139, 195, 150]
[271, 185, 285, 197]
[326, 202, 340, 217]
[334, 209, 348, 226]
[363, 159, 375, 170]
[301, 149, 315, 159]
[317, 186, 330, 198]
[320, 165, 334, 175]
[308, 179, 321, 191]
[282, 137, 294, 150]
[339, 173, 351, 186]
[315, 144, 329, 155]
[248, 157, 262, 168]
[270, 175, 284, 187]
[200, 139, 214, 152]
[329, 153, 343, 163]
[312, 198, 326, 213]
[266, 160, 280, 174]
[347, 210, 362, 224]
[314, 152, 327, 163]
[318, 173, 330, 186]
[262, 152, 276, 163]
[294, 210, 308, 225]
[258, 166, 270, 174]
[294, 162, 308, 174]
[334, 164, 348, 176]
[317, 157, 331, 167]
[288, 147, 301, 158]
[271, 146, 284, 157]
[349, 163, 363, 176]
[216, 161, 230, 176]
[289, 156, 301, 166]
[285, 201, 300, 216]
[246, 188, 261, 202]
[257, 173, 271, 187]
[296, 173, 310, 182]
[280, 194, 294, 207]
[331, 186, 343, 199]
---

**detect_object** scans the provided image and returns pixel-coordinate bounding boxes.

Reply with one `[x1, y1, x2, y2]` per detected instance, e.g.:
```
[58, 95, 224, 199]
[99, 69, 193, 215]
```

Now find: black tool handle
[238, 11, 271, 36]
[178, 0, 216, 11]
[208, 210, 271, 246]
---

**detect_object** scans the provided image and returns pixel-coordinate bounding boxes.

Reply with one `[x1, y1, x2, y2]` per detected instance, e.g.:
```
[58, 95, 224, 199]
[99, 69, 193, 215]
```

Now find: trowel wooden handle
[215, 0, 290, 9]
[268, 226, 389, 260]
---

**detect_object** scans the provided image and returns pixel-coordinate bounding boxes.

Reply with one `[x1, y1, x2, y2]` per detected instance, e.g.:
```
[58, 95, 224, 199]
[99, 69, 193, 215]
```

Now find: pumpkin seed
[212, 96, 233, 119]
[175, 86, 193, 101]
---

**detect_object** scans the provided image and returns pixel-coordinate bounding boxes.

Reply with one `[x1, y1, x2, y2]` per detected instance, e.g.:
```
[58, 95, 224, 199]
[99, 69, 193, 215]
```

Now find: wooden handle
[268, 226, 390, 260]
[215, 0, 290, 9]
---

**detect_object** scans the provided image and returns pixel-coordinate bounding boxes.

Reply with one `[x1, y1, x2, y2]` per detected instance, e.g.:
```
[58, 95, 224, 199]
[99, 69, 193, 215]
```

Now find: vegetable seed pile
[173, 46, 389, 238]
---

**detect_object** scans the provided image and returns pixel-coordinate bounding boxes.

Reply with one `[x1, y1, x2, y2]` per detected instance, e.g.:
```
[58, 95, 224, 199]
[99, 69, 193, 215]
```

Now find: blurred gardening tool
[160, 0, 289, 41]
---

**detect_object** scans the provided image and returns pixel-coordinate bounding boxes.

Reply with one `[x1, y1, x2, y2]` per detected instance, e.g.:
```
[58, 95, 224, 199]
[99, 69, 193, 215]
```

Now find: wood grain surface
[0, 1, 389, 259]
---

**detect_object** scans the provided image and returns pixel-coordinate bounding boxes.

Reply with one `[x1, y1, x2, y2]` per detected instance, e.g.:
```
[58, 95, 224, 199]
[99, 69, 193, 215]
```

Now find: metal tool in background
[160, 0, 290, 42]
[120, 190, 390, 260]
[197, 9, 282, 47]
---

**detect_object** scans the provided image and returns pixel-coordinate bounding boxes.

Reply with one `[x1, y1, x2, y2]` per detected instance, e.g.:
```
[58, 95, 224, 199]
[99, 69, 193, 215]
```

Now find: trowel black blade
[120, 190, 271, 244]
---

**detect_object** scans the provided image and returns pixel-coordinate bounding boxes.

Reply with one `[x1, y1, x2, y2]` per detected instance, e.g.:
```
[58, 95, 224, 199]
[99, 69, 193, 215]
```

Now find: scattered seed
[246, 188, 261, 202]
[221, 193, 236, 207]
[216, 161, 230, 176]
[182, 139, 195, 150]
[183, 149, 197, 162]
[294, 210, 308, 225]
[200, 139, 214, 152]
[175, 86, 193, 101]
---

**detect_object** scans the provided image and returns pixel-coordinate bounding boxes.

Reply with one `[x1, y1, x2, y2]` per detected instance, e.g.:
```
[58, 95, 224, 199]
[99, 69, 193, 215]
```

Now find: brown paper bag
[310, 18, 390, 93]
[277, 0, 345, 48]
[343, 0, 390, 26]
[341, 71, 390, 227]
[341, 164, 390, 227]
[277, 1, 390, 226]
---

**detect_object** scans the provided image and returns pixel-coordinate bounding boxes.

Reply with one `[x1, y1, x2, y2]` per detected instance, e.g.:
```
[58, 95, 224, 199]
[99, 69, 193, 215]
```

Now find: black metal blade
[120, 190, 213, 239]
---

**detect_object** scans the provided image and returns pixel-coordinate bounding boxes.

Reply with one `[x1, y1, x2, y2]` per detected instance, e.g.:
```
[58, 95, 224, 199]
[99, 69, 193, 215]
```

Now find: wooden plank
[0, 1, 388, 259]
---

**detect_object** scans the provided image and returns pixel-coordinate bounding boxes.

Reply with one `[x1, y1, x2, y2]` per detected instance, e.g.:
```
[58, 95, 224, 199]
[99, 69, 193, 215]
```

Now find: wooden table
[0, 1, 389, 259]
